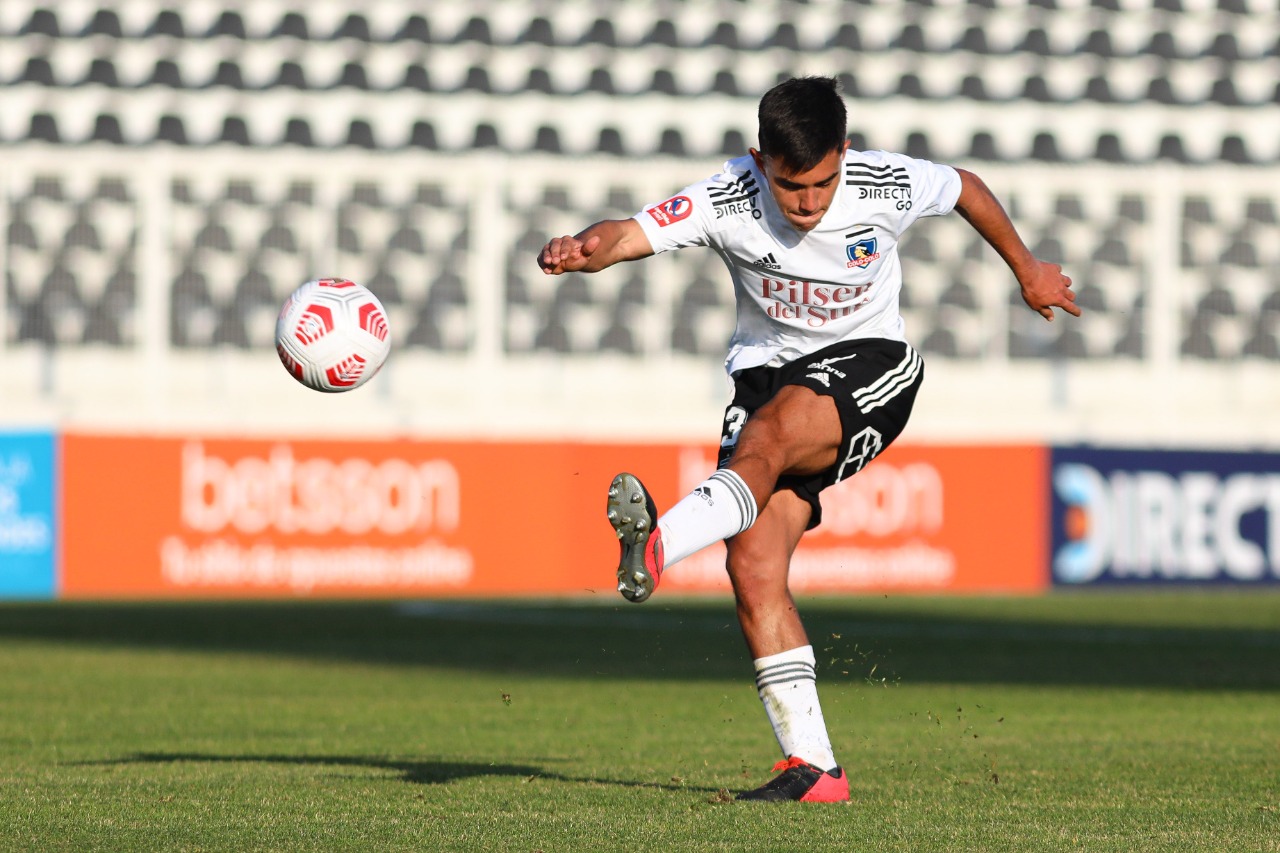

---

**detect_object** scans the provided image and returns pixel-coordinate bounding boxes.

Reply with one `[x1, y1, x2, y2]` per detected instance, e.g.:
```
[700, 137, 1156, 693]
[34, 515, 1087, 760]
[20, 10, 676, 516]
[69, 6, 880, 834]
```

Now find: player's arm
[537, 218, 654, 275]
[952, 168, 1080, 322]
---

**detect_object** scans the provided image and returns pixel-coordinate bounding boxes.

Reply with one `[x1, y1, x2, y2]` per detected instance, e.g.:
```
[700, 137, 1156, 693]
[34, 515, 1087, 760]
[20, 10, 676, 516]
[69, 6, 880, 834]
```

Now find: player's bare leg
[726, 478, 848, 802]
[608, 383, 850, 798]
[725, 490, 812, 658]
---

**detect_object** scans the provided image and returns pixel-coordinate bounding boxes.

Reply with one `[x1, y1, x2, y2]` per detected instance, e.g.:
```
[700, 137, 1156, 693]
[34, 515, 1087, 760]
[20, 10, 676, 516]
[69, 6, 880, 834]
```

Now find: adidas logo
[806, 371, 831, 388]
[752, 253, 781, 270]
[694, 485, 714, 505]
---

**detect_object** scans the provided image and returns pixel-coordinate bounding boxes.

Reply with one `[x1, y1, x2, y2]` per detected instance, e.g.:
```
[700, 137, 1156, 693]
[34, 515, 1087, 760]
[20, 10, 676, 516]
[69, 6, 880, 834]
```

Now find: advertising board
[61, 434, 1049, 598]
[1052, 446, 1280, 585]
[62, 434, 680, 598]
[0, 431, 57, 599]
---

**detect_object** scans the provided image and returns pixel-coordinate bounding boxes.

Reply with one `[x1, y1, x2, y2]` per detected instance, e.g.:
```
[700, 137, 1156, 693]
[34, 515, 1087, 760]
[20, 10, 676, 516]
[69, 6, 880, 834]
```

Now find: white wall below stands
[5, 346, 1278, 451]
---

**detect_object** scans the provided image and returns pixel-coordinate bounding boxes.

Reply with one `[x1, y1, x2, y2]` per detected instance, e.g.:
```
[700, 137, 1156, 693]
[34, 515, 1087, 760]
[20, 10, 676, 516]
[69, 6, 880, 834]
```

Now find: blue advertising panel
[0, 431, 57, 598]
[1052, 446, 1280, 586]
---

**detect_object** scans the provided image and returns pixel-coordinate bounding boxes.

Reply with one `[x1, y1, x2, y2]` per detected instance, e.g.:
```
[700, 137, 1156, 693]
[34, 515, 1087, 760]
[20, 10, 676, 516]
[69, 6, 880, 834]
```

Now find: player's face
[751, 142, 848, 232]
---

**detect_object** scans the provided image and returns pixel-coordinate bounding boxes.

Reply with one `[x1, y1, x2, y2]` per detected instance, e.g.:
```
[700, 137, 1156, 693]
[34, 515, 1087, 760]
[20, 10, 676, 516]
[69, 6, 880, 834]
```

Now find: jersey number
[720, 406, 747, 449]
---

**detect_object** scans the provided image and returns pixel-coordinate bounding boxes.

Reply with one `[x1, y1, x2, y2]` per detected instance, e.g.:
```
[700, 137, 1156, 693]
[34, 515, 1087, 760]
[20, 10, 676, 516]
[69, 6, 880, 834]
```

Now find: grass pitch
[1, 592, 1277, 852]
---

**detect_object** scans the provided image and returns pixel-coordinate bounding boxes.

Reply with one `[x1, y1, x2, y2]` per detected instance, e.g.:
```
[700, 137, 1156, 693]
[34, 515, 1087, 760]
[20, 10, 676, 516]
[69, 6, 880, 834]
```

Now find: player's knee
[726, 550, 788, 600]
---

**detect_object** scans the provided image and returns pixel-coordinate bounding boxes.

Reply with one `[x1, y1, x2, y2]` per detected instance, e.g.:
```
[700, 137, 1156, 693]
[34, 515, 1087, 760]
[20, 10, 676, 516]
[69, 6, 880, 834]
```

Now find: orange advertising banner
[61, 434, 1047, 598]
[665, 444, 1050, 594]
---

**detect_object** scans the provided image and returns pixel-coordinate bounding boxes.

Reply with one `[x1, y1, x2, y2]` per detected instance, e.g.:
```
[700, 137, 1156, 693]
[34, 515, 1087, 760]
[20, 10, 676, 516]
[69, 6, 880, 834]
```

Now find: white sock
[753, 645, 838, 771]
[657, 469, 757, 566]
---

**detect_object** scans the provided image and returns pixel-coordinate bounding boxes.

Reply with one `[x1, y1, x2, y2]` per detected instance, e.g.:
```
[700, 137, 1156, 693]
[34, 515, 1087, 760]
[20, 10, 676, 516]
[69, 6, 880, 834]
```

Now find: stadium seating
[2, 0, 1277, 365]
[2, 0, 1277, 161]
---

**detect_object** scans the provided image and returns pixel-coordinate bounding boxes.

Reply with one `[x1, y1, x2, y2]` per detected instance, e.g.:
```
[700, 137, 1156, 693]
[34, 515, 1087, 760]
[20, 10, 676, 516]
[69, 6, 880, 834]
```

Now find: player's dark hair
[757, 76, 848, 171]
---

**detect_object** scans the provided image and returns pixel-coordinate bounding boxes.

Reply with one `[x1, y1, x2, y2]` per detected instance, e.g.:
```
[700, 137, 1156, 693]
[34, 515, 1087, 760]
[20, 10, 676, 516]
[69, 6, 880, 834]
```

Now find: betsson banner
[61, 434, 1047, 598]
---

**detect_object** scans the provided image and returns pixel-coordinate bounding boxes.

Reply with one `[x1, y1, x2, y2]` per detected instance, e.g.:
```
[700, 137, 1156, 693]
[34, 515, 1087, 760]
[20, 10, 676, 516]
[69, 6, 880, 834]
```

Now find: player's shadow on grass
[79, 752, 725, 794]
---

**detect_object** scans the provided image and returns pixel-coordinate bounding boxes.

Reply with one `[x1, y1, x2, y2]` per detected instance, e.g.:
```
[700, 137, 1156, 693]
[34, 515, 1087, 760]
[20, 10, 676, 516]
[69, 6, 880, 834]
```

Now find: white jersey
[634, 149, 962, 374]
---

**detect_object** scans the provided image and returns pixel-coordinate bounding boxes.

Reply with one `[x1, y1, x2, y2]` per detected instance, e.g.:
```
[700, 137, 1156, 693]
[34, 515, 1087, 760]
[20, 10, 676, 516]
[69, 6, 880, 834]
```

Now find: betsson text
[180, 442, 461, 536]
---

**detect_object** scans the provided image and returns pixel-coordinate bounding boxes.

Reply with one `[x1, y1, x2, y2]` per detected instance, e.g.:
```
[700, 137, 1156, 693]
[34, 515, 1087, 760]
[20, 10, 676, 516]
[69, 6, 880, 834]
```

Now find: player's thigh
[733, 385, 843, 476]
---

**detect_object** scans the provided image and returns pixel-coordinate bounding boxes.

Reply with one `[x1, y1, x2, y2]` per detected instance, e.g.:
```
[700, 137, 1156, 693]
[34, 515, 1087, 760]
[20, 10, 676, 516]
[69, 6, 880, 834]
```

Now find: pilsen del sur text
[761, 277, 872, 327]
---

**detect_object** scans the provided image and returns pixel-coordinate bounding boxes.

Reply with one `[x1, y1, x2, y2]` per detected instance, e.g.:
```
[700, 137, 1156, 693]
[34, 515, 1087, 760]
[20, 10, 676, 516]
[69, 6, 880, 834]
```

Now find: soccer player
[537, 77, 1079, 803]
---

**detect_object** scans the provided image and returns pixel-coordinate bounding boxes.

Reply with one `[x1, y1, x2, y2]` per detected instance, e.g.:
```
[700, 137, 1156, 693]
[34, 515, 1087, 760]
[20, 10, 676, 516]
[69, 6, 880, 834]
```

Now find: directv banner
[1052, 447, 1280, 586]
[0, 431, 57, 599]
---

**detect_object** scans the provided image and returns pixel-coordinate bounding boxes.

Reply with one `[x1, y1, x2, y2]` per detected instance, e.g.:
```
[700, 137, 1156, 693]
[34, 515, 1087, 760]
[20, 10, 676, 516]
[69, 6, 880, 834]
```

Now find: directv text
[1055, 463, 1280, 583]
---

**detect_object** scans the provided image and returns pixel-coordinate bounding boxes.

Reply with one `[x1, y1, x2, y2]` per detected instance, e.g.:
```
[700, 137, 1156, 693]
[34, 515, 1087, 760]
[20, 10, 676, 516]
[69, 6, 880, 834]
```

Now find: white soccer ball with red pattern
[275, 278, 391, 392]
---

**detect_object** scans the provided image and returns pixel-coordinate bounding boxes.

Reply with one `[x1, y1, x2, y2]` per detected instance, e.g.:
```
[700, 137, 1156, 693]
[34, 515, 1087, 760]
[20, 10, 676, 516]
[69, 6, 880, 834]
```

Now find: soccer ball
[275, 278, 391, 392]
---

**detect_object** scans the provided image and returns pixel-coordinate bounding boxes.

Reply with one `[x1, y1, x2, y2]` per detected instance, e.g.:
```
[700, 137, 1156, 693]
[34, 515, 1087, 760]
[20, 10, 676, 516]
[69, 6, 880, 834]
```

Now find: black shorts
[716, 338, 923, 530]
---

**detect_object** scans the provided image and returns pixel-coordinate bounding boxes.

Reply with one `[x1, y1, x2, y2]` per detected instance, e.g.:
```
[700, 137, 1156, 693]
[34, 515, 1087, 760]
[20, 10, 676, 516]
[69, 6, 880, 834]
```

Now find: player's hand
[538, 234, 602, 275]
[1019, 260, 1080, 321]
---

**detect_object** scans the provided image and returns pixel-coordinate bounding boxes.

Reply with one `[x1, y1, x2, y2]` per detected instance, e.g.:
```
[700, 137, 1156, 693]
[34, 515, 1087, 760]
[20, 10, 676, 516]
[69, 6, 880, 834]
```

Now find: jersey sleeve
[633, 179, 717, 254]
[889, 153, 962, 234]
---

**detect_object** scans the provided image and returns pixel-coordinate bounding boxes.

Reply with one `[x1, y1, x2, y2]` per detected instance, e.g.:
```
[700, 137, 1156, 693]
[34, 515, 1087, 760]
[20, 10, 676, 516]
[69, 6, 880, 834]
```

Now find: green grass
[1, 592, 1278, 851]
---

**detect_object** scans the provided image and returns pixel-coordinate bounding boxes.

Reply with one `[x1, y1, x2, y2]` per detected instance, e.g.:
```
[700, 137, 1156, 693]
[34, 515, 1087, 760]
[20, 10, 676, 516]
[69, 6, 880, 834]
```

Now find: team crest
[846, 238, 880, 269]
[647, 195, 693, 227]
